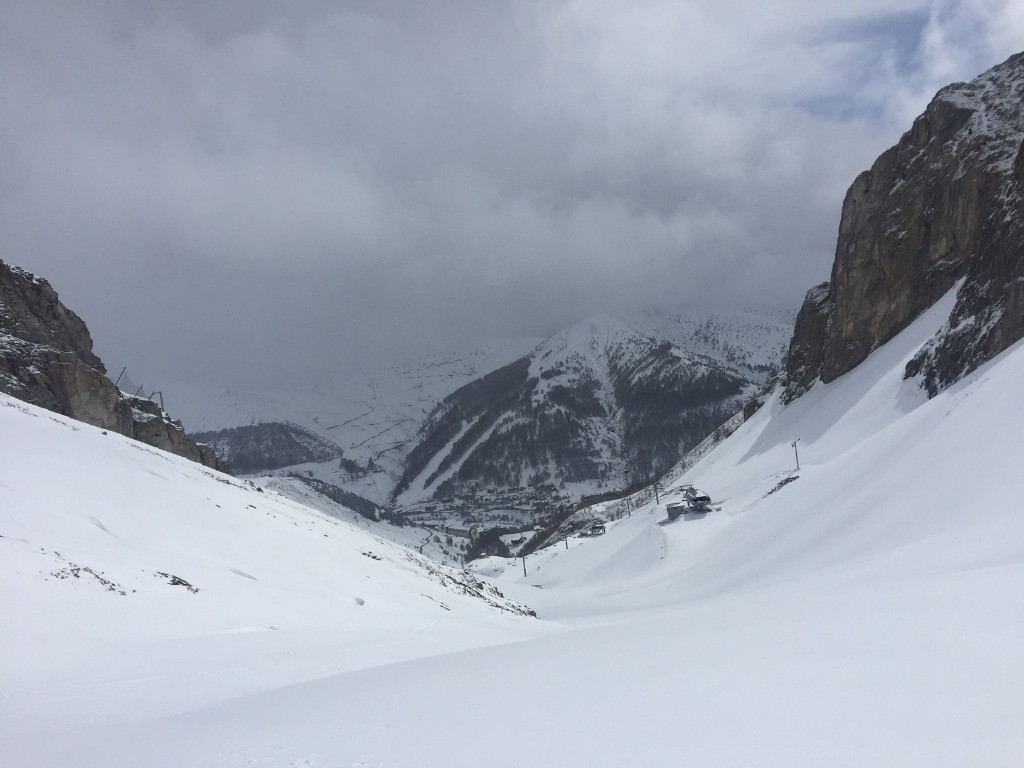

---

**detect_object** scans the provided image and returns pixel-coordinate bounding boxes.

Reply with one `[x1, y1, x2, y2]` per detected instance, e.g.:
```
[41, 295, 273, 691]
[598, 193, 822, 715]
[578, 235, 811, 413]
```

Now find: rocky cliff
[786, 51, 1024, 399]
[0, 260, 228, 471]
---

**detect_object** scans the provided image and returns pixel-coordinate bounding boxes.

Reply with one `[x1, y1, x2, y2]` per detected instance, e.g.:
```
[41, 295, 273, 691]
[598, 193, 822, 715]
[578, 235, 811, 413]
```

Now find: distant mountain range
[158, 308, 790, 552]
[393, 311, 790, 507]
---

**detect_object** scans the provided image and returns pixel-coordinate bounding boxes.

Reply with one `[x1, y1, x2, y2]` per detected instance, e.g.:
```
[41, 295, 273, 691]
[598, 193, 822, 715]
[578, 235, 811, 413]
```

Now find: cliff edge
[786, 52, 1024, 399]
[1, 260, 228, 472]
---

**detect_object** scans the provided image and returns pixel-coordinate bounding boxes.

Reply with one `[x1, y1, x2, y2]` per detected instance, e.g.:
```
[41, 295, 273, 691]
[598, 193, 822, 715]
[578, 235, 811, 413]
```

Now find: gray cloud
[2, 1, 1020, 390]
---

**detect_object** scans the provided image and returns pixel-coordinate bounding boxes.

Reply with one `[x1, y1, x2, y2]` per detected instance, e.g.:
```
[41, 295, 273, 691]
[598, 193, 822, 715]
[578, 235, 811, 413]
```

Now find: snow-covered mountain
[622, 306, 791, 380]
[6, 267, 1023, 767]
[394, 310, 790, 509]
[148, 309, 789, 544]
[148, 337, 541, 503]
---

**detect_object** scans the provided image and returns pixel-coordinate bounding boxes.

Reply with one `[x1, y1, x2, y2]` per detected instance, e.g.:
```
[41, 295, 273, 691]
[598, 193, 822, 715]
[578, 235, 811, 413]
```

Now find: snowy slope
[1, 396, 541, 765]
[461, 290, 1024, 764]
[6, 289, 1024, 766]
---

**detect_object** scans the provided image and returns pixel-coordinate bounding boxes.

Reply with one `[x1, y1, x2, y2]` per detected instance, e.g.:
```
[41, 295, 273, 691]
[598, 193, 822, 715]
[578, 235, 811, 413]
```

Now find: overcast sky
[2, 1, 1021, 390]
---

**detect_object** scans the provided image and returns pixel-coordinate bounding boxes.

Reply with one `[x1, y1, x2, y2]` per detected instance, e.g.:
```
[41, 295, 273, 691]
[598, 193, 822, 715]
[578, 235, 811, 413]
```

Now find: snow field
[4, 285, 1024, 766]
[1, 399, 544, 756]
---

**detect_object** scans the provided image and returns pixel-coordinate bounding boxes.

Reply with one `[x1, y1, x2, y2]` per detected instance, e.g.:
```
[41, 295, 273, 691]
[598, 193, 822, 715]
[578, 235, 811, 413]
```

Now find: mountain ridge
[393, 310, 789, 507]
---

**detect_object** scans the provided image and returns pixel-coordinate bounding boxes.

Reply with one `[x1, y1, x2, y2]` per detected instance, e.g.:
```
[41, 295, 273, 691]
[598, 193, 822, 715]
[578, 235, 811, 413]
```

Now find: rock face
[1, 260, 229, 472]
[125, 393, 227, 470]
[786, 52, 1024, 399]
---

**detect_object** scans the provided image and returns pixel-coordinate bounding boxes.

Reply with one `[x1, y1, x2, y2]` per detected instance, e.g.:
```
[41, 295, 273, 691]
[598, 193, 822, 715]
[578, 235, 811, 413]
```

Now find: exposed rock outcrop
[1, 260, 229, 472]
[785, 51, 1024, 400]
[125, 393, 227, 470]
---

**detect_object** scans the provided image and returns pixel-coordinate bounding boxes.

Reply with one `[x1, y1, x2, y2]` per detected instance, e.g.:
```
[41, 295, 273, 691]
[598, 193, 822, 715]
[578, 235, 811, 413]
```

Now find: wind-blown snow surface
[5, 290, 1024, 766]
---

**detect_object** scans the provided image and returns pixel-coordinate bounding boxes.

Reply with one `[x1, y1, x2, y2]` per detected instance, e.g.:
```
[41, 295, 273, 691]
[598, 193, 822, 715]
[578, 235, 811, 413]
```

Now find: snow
[937, 52, 1024, 179]
[0, 401, 541, 765]
[625, 306, 793, 376]
[5, 285, 1024, 765]
[531, 308, 790, 389]
[261, 474, 468, 565]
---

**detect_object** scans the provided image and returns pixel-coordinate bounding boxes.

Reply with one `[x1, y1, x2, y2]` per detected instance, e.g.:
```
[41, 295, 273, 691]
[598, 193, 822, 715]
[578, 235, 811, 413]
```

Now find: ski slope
[4, 288, 1024, 766]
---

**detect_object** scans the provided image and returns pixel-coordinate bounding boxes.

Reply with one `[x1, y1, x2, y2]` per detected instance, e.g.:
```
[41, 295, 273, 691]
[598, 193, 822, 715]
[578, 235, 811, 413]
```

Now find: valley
[5, 280, 1024, 766]
[3, 32, 1023, 768]
[174, 310, 790, 564]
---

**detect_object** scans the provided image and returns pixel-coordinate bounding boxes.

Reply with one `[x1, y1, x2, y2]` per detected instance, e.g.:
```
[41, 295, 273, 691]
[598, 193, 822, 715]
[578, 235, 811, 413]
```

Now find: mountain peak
[393, 309, 787, 509]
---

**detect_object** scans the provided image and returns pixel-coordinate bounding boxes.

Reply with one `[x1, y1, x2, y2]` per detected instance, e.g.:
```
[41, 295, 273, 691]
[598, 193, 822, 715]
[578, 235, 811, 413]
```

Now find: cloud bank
[2, 1, 1021, 388]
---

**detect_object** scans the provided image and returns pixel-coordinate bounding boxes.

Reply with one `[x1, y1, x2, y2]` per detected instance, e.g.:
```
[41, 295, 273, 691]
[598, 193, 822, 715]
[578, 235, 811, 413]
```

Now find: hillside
[394, 311, 789, 510]
[1, 391, 539, 767]
[192, 421, 344, 474]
